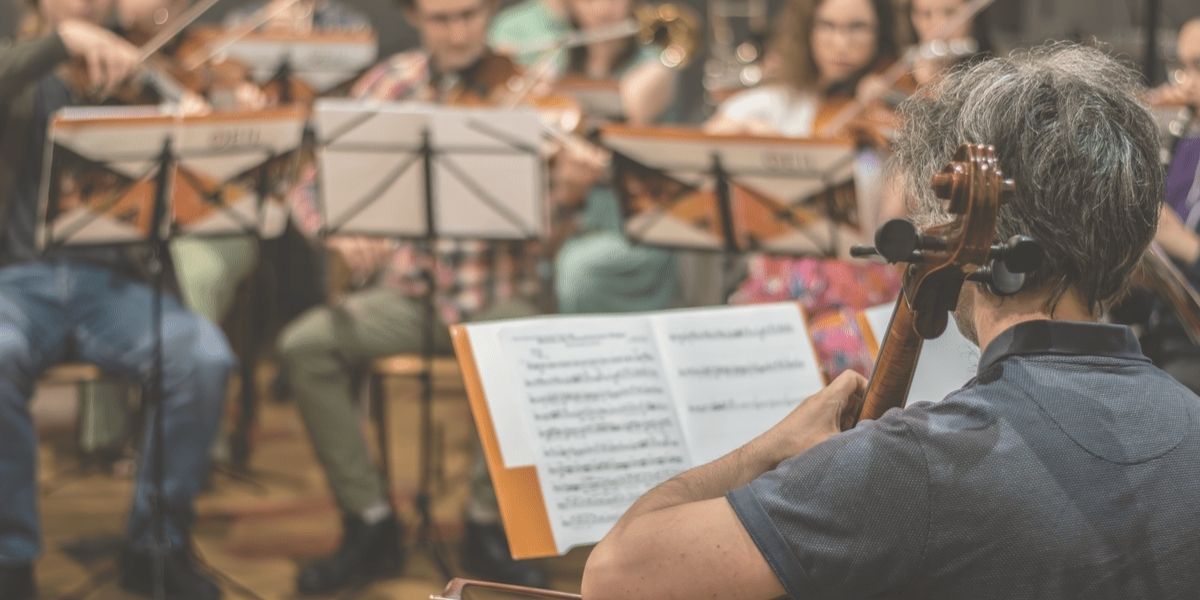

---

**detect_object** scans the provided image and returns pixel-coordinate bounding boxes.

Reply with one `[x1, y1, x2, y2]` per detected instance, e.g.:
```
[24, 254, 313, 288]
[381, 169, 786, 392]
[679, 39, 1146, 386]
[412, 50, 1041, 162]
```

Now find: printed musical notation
[667, 322, 798, 345]
[473, 303, 826, 555]
[501, 318, 691, 554]
[657, 304, 825, 466]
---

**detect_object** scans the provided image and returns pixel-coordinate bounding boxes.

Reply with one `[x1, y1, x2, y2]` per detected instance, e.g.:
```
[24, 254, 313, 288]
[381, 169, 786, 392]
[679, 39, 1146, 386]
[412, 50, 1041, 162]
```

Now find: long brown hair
[771, 0, 900, 94]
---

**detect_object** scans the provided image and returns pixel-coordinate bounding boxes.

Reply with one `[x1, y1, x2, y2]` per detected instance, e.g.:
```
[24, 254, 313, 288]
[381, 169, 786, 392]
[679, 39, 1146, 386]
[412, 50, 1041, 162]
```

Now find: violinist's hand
[1145, 83, 1192, 107]
[552, 142, 609, 208]
[327, 236, 394, 285]
[57, 20, 140, 98]
[745, 371, 867, 469]
[1157, 208, 1200, 265]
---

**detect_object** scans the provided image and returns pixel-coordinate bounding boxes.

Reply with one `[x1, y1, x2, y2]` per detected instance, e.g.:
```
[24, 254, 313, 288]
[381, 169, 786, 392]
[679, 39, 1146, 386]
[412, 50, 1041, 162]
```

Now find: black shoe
[119, 545, 221, 600]
[460, 521, 549, 589]
[296, 513, 405, 595]
[0, 563, 34, 600]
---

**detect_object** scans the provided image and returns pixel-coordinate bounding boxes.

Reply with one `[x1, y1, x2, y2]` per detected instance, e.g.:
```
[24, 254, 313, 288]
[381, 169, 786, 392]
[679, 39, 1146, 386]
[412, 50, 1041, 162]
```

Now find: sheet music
[499, 317, 691, 554]
[314, 101, 545, 239]
[653, 303, 825, 465]
[862, 303, 980, 403]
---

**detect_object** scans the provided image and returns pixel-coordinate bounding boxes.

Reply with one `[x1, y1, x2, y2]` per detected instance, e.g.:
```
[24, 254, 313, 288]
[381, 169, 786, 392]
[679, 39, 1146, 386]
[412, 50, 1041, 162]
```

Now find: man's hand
[56, 20, 140, 98]
[746, 370, 867, 470]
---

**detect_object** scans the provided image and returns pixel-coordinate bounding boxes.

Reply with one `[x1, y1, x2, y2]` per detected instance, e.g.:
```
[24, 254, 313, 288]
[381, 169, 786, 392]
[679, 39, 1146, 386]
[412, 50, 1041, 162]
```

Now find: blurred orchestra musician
[582, 43, 1200, 600]
[274, 0, 555, 593]
[1140, 15, 1200, 393]
[491, 0, 683, 314]
[0, 0, 234, 598]
[903, 0, 992, 85]
[704, 0, 905, 381]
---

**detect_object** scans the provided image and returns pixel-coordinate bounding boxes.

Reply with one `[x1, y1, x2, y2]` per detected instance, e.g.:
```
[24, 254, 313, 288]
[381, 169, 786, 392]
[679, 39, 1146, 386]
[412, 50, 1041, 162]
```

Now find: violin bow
[179, 0, 306, 71]
[815, 0, 993, 138]
[137, 0, 225, 63]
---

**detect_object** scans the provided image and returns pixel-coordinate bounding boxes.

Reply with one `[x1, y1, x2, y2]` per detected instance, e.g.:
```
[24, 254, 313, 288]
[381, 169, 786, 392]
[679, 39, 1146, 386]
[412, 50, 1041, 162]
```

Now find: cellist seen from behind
[582, 44, 1200, 600]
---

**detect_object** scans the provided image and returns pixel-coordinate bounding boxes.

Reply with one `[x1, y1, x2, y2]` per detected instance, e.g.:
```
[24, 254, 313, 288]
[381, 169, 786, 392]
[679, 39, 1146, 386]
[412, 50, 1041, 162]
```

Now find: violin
[848, 144, 1042, 425]
[58, 0, 227, 107]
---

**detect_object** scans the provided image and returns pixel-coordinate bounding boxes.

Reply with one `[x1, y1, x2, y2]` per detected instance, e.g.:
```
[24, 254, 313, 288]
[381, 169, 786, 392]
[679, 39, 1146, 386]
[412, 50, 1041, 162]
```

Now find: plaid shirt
[290, 51, 543, 324]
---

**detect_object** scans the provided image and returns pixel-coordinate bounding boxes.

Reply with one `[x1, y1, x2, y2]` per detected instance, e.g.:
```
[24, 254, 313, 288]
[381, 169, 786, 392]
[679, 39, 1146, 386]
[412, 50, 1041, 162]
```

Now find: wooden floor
[32, 367, 589, 599]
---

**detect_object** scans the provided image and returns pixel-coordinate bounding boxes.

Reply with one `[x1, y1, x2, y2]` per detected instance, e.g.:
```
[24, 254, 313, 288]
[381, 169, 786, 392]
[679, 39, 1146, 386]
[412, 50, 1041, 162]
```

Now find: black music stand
[39, 106, 305, 600]
[601, 125, 862, 258]
[314, 99, 546, 582]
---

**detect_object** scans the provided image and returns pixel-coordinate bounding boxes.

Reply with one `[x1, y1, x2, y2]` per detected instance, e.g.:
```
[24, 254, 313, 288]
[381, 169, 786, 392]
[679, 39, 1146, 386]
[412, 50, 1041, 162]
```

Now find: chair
[431, 578, 582, 600]
[37, 362, 135, 478]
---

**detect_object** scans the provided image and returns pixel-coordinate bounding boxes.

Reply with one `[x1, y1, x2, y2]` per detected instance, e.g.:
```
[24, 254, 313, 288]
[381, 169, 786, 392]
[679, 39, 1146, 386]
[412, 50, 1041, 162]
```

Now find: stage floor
[33, 366, 588, 599]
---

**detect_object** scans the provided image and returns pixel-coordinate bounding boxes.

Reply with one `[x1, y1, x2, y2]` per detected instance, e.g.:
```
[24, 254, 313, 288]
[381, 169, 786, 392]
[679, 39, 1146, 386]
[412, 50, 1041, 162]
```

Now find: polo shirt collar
[977, 320, 1147, 376]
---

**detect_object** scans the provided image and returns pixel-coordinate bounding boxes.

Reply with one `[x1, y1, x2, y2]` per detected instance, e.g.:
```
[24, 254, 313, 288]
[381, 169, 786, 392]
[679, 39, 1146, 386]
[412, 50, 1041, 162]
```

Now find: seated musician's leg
[66, 263, 233, 600]
[554, 231, 678, 314]
[0, 264, 70, 599]
[276, 287, 446, 595]
[170, 236, 259, 323]
[457, 299, 549, 588]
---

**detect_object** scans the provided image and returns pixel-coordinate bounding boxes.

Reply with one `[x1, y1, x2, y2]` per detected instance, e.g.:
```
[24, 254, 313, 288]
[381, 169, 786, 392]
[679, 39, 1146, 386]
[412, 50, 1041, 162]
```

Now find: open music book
[451, 303, 826, 557]
[453, 301, 981, 559]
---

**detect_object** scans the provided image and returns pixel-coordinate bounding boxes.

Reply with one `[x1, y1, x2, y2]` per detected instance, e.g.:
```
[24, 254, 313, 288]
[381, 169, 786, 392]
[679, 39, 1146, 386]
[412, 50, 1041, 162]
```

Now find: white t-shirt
[716, 85, 821, 137]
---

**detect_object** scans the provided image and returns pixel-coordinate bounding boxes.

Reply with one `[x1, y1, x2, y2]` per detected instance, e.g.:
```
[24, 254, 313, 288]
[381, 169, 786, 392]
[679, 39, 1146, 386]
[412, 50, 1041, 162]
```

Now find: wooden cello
[848, 144, 1042, 425]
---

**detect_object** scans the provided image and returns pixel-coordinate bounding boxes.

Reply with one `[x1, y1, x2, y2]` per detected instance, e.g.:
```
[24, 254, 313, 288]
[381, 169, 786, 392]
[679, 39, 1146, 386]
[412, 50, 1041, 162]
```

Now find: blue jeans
[0, 261, 233, 564]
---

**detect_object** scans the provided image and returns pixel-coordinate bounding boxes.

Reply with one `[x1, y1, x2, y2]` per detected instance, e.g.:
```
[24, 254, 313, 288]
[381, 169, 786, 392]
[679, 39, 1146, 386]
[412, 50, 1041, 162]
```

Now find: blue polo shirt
[729, 319, 1200, 599]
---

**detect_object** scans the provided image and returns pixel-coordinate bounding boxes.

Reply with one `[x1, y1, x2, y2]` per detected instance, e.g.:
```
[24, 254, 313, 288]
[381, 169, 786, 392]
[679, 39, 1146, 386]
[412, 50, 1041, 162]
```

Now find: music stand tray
[38, 105, 307, 249]
[601, 124, 861, 257]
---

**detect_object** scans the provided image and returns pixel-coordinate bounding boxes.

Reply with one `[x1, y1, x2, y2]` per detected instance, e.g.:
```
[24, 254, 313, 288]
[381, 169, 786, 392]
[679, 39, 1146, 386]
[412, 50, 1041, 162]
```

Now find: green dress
[490, 1, 679, 314]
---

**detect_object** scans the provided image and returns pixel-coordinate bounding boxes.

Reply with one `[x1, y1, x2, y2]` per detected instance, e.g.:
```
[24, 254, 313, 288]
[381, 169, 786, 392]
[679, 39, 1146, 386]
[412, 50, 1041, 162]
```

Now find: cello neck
[854, 294, 924, 426]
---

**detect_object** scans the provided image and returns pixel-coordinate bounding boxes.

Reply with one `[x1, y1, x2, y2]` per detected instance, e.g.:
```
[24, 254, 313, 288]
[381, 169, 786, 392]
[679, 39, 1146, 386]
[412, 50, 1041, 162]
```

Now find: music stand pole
[146, 137, 175, 600]
[414, 127, 454, 580]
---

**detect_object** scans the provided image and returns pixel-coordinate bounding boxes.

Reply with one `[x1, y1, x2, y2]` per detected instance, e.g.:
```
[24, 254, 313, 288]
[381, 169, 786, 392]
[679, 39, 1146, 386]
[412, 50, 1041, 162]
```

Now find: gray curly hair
[890, 43, 1162, 314]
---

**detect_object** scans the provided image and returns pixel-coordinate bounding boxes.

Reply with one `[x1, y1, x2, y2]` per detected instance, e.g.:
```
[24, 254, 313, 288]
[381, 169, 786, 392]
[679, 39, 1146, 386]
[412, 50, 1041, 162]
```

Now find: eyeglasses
[812, 18, 876, 41]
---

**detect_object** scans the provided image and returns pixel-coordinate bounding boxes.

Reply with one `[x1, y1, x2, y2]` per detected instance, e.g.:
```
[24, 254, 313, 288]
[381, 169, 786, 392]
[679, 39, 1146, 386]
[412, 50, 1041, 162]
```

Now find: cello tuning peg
[1001, 178, 1017, 195]
[968, 260, 1028, 296]
[989, 235, 1043, 274]
[873, 219, 945, 263]
[1002, 235, 1042, 273]
[850, 245, 880, 259]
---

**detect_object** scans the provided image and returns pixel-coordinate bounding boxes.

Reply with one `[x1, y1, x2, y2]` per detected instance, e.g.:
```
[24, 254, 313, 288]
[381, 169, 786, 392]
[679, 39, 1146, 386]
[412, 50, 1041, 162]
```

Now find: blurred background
[3, 0, 1199, 119]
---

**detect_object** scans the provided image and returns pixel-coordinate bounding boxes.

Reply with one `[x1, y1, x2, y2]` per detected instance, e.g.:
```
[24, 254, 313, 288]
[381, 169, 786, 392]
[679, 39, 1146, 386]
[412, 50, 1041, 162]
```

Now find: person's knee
[275, 309, 334, 368]
[168, 315, 235, 385]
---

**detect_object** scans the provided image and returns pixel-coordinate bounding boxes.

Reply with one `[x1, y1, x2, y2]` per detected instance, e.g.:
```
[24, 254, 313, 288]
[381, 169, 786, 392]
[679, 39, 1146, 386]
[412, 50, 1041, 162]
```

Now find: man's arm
[0, 33, 70, 98]
[1, 21, 140, 101]
[581, 372, 867, 600]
